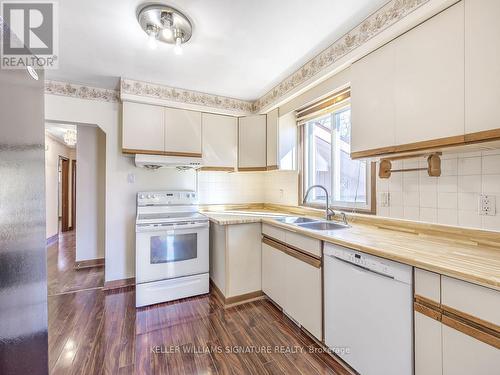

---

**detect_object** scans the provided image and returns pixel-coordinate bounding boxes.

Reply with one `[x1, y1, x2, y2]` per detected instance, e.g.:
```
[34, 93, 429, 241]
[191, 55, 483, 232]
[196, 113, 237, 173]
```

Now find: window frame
[298, 103, 376, 214]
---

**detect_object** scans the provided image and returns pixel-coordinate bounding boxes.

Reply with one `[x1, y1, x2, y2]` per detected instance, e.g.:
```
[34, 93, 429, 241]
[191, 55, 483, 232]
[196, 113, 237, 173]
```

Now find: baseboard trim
[103, 277, 136, 291]
[74, 258, 105, 269]
[46, 234, 58, 245]
[209, 280, 265, 308]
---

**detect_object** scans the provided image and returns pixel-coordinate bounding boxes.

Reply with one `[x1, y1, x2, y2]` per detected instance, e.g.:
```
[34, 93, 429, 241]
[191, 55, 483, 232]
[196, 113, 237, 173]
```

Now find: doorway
[58, 156, 70, 233]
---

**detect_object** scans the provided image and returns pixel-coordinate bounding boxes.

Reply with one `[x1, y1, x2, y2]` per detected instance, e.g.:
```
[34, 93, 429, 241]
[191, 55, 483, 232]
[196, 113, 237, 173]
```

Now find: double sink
[275, 216, 349, 231]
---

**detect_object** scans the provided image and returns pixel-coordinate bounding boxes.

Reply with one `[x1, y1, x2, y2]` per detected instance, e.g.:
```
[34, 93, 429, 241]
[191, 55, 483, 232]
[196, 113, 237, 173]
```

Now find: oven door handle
[171, 221, 209, 230]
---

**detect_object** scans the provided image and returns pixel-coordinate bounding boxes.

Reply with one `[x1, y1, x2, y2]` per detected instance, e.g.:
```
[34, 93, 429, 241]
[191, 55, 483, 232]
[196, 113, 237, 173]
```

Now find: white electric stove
[135, 191, 209, 308]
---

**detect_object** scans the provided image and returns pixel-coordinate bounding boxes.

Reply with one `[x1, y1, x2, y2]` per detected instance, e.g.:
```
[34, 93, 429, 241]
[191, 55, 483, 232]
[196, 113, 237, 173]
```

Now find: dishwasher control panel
[324, 243, 412, 284]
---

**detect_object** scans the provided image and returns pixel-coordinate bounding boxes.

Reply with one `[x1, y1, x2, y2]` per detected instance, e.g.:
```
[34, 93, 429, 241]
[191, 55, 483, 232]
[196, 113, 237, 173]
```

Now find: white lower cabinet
[262, 243, 286, 307]
[284, 254, 322, 340]
[414, 311, 442, 375]
[442, 324, 500, 375]
[414, 269, 500, 375]
[261, 238, 322, 340]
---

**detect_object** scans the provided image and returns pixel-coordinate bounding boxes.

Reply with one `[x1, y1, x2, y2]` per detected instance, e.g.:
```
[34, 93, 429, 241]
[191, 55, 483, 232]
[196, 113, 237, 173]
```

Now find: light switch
[127, 173, 136, 184]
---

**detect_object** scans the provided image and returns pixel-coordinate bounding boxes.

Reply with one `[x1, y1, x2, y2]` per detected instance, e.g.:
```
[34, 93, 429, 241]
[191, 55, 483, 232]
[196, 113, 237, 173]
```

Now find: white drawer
[285, 230, 321, 258]
[415, 268, 441, 303]
[442, 276, 500, 327]
[262, 223, 286, 242]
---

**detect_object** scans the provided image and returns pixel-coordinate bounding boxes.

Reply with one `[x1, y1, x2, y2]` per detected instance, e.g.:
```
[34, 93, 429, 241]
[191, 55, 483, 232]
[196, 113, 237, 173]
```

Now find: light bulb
[162, 27, 173, 40]
[147, 30, 158, 50]
[174, 37, 182, 55]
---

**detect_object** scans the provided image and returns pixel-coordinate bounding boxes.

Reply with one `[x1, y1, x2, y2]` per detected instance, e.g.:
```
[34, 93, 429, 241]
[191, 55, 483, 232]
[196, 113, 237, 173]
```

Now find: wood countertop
[202, 209, 500, 291]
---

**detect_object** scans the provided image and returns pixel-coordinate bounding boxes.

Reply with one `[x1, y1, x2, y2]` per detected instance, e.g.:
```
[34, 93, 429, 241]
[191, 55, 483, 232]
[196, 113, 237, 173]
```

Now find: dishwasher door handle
[326, 254, 395, 280]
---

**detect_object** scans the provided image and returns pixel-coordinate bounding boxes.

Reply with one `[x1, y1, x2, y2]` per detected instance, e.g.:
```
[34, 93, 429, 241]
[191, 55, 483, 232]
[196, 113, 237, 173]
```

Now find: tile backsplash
[197, 149, 500, 232]
[197, 171, 265, 204]
[376, 150, 500, 231]
[197, 170, 299, 206]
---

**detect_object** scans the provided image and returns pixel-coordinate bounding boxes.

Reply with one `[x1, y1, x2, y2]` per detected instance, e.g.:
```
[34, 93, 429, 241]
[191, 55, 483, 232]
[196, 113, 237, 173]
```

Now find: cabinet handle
[262, 236, 321, 268]
[441, 315, 500, 350]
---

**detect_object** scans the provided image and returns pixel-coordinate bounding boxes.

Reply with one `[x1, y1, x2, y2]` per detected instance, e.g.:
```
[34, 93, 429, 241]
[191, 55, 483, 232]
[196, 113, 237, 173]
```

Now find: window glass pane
[150, 233, 197, 264]
[305, 113, 332, 202]
[303, 105, 370, 209]
[334, 108, 367, 203]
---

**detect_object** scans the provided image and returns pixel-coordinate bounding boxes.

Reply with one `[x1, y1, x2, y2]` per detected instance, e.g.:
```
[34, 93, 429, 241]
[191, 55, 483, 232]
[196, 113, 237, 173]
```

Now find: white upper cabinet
[122, 101, 164, 153]
[266, 109, 297, 170]
[266, 108, 279, 168]
[238, 114, 267, 169]
[465, 0, 500, 134]
[393, 1, 464, 145]
[351, 2, 465, 156]
[201, 113, 237, 169]
[351, 41, 396, 154]
[164, 108, 202, 155]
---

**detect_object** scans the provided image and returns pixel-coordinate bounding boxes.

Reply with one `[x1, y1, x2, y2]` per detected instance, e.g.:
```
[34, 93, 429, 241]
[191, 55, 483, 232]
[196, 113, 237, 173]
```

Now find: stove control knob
[139, 194, 144, 199]
[147, 194, 151, 199]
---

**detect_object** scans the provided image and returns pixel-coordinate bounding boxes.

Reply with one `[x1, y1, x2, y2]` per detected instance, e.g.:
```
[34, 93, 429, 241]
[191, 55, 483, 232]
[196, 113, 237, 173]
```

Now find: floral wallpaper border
[252, 0, 431, 111]
[45, 0, 430, 112]
[120, 78, 254, 113]
[45, 80, 119, 102]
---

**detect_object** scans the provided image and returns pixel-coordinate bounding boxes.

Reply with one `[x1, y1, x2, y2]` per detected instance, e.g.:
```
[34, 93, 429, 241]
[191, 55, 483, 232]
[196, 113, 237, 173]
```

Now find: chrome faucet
[303, 185, 336, 221]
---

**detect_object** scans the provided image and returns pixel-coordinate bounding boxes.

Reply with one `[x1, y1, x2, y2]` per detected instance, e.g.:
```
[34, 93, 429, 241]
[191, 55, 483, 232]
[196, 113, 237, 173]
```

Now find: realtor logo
[1, 1, 58, 69]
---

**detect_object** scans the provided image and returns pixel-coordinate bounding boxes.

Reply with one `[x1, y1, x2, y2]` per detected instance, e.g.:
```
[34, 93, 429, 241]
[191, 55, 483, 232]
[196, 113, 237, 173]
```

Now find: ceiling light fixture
[63, 129, 77, 146]
[146, 25, 159, 50]
[137, 4, 192, 53]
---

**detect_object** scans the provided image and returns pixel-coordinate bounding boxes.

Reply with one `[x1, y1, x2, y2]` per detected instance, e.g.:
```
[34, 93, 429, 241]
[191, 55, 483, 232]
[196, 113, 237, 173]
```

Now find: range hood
[135, 154, 203, 170]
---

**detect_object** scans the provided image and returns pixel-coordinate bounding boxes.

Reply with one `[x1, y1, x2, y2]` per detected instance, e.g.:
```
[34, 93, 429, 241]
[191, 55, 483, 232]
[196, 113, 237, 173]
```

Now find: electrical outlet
[380, 192, 390, 207]
[479, 194, 496, 216]
[127, 173, 136, 184]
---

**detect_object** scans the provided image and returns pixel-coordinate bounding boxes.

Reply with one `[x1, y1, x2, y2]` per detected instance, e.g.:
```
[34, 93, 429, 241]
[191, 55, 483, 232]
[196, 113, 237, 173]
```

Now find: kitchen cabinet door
[442, 324, 500, 375]
[284, 254, 322, 340]
[278, 112, 297, 170]
[266, 108, 279, 169]
[164, 107, 202, 155]
[202, 113, 237, 169]
[393, 2, 464, 146]
[122, 101, 164, 153]
[351, 41, 396, 155]
[414, 311, 442, 375]
[465, 0, 500, 135]
[261, 242, 286, 308]
[238, 115, 267, 170]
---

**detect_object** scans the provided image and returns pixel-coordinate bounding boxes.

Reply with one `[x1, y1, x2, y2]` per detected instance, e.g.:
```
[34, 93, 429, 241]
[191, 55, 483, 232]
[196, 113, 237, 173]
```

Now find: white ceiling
[45, 123, 77, 148]
[47, 0, 389, 101]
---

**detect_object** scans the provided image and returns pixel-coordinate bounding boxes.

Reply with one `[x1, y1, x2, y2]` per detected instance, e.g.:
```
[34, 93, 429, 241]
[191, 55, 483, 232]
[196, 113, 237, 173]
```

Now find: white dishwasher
[324, 243, 413, 375]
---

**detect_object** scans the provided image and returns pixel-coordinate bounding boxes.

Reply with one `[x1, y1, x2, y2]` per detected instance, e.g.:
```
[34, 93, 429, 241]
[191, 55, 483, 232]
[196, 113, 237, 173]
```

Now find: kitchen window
[299, 93, 374, 213]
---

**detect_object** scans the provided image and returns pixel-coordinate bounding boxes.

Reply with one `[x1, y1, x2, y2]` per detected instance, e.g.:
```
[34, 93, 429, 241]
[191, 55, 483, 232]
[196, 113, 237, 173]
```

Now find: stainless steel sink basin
[297, 221, 349, 231]
[276, 216, 318, 224]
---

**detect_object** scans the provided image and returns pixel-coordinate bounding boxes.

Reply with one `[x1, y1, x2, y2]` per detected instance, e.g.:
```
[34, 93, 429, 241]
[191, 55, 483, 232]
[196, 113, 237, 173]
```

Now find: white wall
[75, 126, 106, 261]
[44, 134, 75, 239]
[45, 95, 197, 282]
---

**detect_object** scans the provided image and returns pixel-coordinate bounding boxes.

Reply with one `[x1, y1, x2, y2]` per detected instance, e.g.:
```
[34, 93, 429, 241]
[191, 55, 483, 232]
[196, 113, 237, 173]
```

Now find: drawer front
[442, 276, 500, 327]
[262, 223, 286, 242]
[285, 231, 321, 258]
[415, 268, 441, 304]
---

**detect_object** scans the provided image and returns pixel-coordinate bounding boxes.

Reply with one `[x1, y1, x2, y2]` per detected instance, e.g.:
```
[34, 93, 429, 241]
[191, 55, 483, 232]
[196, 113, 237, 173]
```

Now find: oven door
[136, 221, 209, 284]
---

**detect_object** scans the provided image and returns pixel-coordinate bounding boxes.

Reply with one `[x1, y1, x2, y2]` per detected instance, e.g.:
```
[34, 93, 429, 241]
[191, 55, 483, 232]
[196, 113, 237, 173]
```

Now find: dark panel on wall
[0, 27, 48, 375]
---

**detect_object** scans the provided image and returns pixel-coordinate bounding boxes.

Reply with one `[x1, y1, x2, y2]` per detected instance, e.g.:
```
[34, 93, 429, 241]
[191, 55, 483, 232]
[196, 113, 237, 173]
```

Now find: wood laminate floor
[47, 231, 349, 374]
[47, 230, 104, 296]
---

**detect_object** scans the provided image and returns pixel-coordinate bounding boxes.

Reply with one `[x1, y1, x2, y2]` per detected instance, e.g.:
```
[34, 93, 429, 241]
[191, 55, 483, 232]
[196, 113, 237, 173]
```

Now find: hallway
[47, 231, 104, 296]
